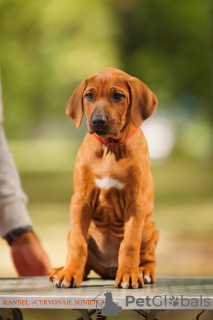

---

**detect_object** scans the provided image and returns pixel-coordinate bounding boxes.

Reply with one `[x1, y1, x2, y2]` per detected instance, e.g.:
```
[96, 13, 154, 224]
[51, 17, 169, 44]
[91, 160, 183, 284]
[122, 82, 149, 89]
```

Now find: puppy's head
[66, 68, 158, 136]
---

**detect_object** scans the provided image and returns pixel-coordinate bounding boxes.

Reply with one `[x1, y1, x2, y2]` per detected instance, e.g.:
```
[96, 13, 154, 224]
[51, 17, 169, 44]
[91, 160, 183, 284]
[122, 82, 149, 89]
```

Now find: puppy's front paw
[115, 269, 144, 289]
[48, 267, 64, 282]
[50, 267, 83, 288]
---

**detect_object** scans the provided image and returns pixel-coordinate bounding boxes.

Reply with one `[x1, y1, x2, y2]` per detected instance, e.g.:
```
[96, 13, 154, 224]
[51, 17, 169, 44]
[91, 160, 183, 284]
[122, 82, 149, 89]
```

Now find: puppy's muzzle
[89, 114, 109, 134]
[92, 115, 107, 128]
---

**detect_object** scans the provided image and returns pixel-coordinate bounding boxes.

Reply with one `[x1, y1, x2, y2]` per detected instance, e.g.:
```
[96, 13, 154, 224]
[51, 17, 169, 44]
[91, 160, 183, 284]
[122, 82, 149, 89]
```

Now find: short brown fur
[49, 68, 159, 289]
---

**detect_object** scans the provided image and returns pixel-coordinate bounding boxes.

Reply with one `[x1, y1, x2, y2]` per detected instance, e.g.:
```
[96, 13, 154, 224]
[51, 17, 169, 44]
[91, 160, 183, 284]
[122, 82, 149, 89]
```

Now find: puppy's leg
[49, 195, 92, 288]
[139, 224, 159, 284]
[115, 201, 145, 289]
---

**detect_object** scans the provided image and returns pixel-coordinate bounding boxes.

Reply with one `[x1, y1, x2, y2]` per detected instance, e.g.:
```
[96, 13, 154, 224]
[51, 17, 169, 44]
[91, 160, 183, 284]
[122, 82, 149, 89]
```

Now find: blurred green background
[0, 0, 213, 319]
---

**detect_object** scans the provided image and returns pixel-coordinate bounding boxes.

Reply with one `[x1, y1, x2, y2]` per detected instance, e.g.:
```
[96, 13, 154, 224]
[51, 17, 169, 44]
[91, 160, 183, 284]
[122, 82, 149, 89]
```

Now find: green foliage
[111, 0, 211, 107]
[0, 0, 212, 138]
[0, 0, 119, 138]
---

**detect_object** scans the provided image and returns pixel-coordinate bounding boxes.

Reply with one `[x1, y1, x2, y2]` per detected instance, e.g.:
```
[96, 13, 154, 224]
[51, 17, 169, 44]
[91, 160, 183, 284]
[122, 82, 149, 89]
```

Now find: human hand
[10, 231, 51, 276]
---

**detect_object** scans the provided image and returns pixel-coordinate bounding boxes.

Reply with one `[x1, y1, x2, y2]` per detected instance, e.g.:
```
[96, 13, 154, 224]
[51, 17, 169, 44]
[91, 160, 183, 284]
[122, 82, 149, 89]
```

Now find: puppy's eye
[85, 93, 93, 101]
[113, 93, 124, 101]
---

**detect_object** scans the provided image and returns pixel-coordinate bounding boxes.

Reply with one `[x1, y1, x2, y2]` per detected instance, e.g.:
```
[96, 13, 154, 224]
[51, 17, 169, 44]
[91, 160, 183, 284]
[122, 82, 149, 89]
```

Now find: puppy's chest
[95, 176, 124, 190]
[91, 156, 137, 210]
[93, 186, 125, 223]
[92, 175, 128, 221]
[92, 152, 131, 191]
[86, 151, 141, 217]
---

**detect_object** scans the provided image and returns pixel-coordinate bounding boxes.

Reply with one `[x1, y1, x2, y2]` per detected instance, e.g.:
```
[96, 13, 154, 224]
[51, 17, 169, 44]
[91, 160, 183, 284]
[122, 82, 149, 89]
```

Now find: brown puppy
[49, 68, 159, 289]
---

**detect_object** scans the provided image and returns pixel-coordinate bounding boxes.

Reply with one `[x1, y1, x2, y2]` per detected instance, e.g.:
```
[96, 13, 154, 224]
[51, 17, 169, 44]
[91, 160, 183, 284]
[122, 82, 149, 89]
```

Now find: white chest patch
[95, 177, 124, 190]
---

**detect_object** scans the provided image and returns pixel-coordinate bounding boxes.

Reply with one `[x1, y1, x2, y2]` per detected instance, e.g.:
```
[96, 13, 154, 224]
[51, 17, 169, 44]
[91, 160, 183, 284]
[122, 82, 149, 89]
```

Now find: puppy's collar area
[92, 128, 138, 146]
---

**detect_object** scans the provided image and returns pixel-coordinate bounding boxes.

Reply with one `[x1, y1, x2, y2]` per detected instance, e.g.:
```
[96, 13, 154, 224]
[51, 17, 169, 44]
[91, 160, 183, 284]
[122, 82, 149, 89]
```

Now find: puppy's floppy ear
[66, 79, 88, 128]
[128, 77, 158, 128]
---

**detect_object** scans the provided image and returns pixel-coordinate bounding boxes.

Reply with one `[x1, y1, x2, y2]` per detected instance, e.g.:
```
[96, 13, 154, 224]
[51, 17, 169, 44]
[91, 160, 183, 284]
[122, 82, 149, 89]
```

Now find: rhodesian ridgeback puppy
[49, 68, 159, 289]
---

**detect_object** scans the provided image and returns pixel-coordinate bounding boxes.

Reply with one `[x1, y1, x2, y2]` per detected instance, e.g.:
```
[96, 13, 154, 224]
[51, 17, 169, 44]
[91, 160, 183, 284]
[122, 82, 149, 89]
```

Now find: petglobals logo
[126, 295, 211, 308]
[93, 291, 122, 317]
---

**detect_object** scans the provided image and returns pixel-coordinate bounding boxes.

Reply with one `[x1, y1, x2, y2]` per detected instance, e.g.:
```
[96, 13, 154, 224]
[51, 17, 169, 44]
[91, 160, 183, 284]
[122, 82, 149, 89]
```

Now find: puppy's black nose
[92, 115, 107, 127]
